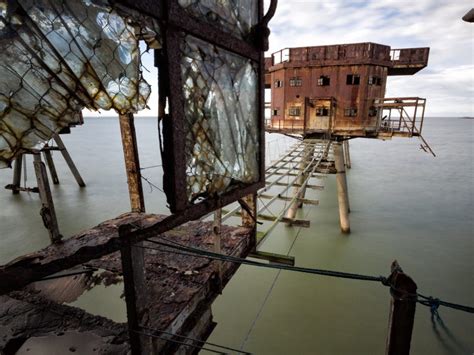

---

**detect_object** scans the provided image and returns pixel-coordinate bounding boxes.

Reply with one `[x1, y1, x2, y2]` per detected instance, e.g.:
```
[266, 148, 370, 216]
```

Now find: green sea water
[0, 116, 472, 354]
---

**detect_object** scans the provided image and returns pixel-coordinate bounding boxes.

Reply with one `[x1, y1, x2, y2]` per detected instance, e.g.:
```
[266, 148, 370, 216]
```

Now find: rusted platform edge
[0, 213, 254, 353]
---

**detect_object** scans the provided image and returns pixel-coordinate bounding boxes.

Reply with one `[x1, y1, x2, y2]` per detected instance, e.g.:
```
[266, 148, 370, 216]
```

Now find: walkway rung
[259, 193, 320, 205]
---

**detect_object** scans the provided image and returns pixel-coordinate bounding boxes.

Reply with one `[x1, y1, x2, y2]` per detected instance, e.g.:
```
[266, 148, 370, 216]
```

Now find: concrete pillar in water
[334, 142, 350, 233]
[343, 140, 351, 169]
[286, 143, 314, 220]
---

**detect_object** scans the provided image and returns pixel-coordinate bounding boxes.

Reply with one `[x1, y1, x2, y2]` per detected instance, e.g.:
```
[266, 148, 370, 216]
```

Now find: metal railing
[375, 97, 426, 136]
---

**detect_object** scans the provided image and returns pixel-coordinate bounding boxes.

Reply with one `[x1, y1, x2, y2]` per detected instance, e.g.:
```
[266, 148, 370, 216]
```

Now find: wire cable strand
[139, 238, 474, 314]
[133, 329, 226, 354]
[140, 326, 252, 354]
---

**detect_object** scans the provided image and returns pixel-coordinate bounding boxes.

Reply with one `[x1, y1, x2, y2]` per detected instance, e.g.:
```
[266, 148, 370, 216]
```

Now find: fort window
[274, 80, 283, 88]
[289, 77, 302, 87]
[316, 107, 329, 116]
[289, 107, 301, 116]
[346, 74, 360, 85]
[273, 109, 280, 116]
[344, 108, 358, 117]
[368, 106, 378, 117]
[368, 76, 382, 86]
[317, 76, 330, 86]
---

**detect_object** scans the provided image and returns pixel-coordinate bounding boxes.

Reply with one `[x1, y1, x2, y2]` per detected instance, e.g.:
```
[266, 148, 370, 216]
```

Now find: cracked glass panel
[177, 0, 258, 40]
[0, 0, 159, 168]
[181, 35, 259, 203]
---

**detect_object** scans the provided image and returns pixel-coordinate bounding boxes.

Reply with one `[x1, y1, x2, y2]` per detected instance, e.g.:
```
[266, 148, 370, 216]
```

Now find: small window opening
[289, 77, 302, 87]
[289, 107, 301, 116]
[317, 76, 330, 86]
[344, 108, 358, 117]
[368, 76, 382, 86]
[274, 80, 283, 88]
[316, 107, 329, 116]
[368, 107, 378, 117]
[273, 109, 279, 116]
[346, 74, 360, 85]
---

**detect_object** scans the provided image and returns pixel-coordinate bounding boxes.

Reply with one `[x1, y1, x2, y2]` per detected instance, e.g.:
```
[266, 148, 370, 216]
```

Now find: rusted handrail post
[120, 224, 148, 355]
[386, 260, 418, 355]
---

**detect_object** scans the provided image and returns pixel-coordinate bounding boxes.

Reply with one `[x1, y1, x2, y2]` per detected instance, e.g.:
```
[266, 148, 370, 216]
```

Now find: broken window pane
[177, 0, 258, 40]
[181, 34, 259, 203]
[0, 0, 159, 168]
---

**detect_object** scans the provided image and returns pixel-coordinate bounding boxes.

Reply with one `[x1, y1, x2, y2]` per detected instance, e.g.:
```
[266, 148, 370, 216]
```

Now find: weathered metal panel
[160, 0, 270, 213]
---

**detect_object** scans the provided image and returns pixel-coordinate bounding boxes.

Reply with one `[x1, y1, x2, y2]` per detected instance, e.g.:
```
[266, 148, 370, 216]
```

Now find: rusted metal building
[265, 43, 430, 139]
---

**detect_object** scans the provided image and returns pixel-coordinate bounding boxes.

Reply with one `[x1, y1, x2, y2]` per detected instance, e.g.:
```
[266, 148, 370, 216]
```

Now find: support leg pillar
[119, 113, 145, 213]
[43, 145, 59, 185]
[343, 140, 351, 169]
[33, 154, 62, 243]
[334, 142, 350, 234]
[12, 154, 23, 194]
[53, 134, 86, 187]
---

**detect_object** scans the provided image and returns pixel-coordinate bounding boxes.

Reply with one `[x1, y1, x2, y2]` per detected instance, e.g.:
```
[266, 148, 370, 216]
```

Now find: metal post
[334, 142, 350, 233]
[119, 113, 145, 213]
[386, 261, 417, 355]
[43, 145, 59, 185]
[213, 209, 222, 292]
[33, 154, 62, 243]
[120, 225, 148, 355]
[12, 154, 23, 194]
[53, 133, 86, 187]
[241, 193, 257, 246]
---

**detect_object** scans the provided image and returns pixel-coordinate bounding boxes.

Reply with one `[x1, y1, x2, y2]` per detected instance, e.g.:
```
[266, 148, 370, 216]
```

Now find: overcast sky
[87, 1, 473, 118]
[265, 0, 473, 117]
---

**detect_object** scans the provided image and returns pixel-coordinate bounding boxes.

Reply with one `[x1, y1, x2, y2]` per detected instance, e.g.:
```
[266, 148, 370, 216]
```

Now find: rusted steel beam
[275, 182, 324, 191]
[386, 261, 417, 355]
[53, 134, 86, 187]
[224, 210, 310, 228]
[33, 154, 62, 244]
[240, 193, 257, 231]
[43, 146, 60, 185]
[259, 193, 319, 205]
[119, 113, 145, 213]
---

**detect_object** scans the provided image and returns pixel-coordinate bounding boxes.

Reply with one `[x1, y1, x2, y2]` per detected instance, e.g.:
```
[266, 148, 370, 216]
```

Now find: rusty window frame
[346, 74, 360, 85]
[154, 0, 268, 213]
[289, 107, 301, 116]
[344, 108, 358, 117]
[317, 76, 330, 86]
[316, 107, 329, 116]
[368, 76, 382, 86]
[368, 106, 378, 117]
[289, 77, 302, 87]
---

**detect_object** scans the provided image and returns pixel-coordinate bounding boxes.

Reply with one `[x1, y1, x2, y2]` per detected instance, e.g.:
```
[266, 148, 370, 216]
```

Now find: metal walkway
[222, 139, 333, 253]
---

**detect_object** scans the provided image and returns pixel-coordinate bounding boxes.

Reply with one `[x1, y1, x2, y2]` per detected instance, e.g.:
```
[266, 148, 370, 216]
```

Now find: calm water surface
[0, 117, 472, 354]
